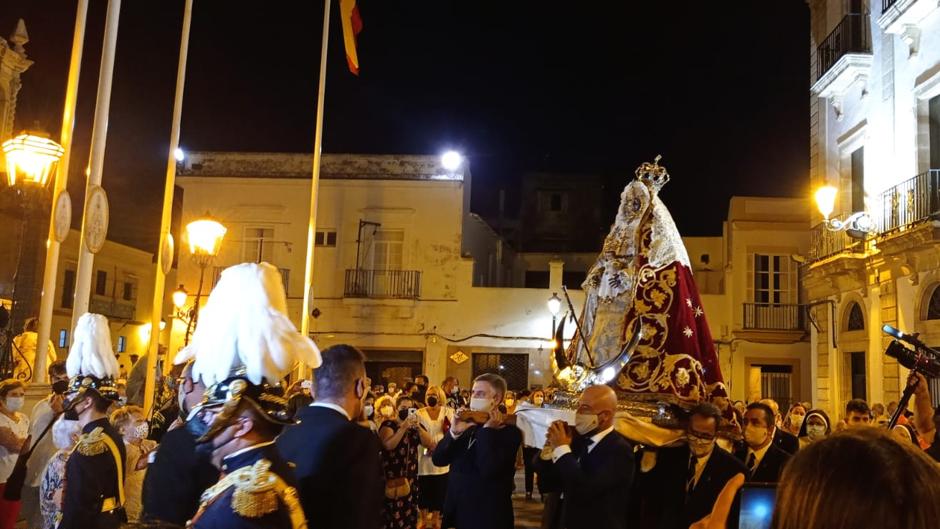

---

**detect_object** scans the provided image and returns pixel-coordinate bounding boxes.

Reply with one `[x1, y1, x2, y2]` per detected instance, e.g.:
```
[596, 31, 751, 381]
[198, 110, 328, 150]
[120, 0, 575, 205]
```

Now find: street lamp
[183, 215, 226, 344]
[171, 284, 189, 310]
[441, 150, 462, 172]
[814, 185, 874, 239]
[1, 131, 64, 379]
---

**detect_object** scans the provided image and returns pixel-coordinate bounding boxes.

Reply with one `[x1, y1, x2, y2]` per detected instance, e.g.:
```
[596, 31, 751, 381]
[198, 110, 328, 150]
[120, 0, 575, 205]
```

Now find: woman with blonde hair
[415, 386, 455, 529]
[0, 379, 28, 529]
[110, 405, 157, 522]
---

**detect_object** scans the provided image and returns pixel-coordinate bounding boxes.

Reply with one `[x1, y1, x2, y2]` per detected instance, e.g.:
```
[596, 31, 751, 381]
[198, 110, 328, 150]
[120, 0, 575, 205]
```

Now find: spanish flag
[340, 0, 363, 75]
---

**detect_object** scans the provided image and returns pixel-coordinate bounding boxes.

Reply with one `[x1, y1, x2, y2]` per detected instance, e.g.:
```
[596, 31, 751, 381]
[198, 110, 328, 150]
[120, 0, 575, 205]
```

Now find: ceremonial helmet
[64, 313, 121, 403]
[174, 262, 322, 441]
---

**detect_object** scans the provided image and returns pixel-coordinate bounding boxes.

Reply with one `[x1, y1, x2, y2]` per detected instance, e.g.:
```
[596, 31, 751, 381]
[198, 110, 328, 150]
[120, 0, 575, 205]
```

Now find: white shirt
[552, 425, 615, 462]
[310, 401, 351, 421]
[417, 406, 455, 476]
[746, 442, 772, 471]
[0, 411, 29, 483]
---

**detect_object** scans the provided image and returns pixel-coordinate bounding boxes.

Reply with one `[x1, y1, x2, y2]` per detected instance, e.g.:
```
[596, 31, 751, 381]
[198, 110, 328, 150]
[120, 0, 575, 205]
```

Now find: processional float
[516, 157, 733, 447]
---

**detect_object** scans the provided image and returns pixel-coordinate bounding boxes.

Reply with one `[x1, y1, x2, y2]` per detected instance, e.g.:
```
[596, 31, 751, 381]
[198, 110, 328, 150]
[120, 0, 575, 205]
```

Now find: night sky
[2, 1, 810, 252]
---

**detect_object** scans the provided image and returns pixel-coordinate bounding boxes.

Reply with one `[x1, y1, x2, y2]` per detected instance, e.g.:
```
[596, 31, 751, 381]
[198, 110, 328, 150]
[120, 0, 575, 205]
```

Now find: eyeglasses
[687, 430, 717, 442]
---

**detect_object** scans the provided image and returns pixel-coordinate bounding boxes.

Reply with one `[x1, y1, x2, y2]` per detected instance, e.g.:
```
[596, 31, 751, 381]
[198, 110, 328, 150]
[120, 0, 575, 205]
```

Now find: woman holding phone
[379, 395, 434, 529]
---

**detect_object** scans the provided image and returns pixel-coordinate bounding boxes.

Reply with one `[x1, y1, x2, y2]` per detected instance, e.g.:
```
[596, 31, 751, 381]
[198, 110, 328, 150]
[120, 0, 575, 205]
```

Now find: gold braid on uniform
[76, 427, 107, 456]
[199, 458, 306, 527]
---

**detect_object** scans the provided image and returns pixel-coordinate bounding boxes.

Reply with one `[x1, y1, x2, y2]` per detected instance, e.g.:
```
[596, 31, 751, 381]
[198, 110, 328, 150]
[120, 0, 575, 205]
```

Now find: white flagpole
[34, 0, 89, 384]
[300, 0, 332, 378]
[143, 0, 194, 415]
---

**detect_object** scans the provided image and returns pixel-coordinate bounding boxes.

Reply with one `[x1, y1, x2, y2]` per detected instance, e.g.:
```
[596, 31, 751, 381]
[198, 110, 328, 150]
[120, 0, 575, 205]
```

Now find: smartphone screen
[738, 483, 776, 529]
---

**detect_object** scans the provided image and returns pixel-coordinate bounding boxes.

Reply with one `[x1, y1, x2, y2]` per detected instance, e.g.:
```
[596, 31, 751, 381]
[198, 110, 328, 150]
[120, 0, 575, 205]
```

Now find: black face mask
[63, 400, 82, 421]
[51, 380, 69, 395]
[398, 409, 410, 421]
[186, 412, 211, 440]
[426, 397, 439, 407]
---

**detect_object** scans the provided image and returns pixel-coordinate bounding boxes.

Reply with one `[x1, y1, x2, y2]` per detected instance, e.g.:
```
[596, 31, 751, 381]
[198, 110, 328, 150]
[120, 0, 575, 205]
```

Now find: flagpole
[300, 0, 332, 379]
[34, 0, 89, 384]
[143, 0, 194, 415]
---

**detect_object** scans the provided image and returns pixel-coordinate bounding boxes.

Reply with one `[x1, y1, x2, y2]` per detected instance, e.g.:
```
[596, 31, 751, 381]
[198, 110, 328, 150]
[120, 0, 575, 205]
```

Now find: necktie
[746, 451, 756, 472]
[686, 455, 698, 493]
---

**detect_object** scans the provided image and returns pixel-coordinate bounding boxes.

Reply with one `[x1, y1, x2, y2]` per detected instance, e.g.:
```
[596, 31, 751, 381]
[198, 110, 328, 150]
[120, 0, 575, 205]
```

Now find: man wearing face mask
[544, 384, 634, 529]
[432, 373, 521, 529]
[735, 402, 791, 483]
[59, 313, 127, 529]
[638, 402, 746, 529]
[21, 361, 69, 529]
[141, 361, 219, 526]
[277, 344, 384, 529]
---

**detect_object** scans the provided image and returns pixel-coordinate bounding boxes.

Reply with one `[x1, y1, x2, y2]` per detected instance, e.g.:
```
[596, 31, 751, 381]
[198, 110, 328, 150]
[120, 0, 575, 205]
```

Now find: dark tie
[746, 452, 756, 472]
[686, 455, 698, 493]
[576, 438, 595, 460]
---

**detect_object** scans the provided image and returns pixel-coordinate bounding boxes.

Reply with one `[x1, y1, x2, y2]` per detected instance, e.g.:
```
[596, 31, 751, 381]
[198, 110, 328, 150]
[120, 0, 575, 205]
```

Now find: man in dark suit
[142, 361, 219, 526]
[638, 402, 747, 529]
[759, 399, 799, 454]
[736, 402, 791, 482]
[432, 373, 522, 529]
[544, 384, 634, 529]
[277, 344, 384, 529]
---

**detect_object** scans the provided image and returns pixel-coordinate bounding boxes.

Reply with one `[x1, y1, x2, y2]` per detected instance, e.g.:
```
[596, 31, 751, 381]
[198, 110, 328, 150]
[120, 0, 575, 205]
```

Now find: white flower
[682, 326, 694, 338]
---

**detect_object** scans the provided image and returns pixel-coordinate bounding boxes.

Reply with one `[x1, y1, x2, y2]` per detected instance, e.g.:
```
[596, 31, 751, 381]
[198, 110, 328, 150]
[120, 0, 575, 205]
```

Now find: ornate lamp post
[814, 185, 874, 239]
[547, 292, 562, 339]
[182, 216, 226, 343]
[1, 132, 64, 378]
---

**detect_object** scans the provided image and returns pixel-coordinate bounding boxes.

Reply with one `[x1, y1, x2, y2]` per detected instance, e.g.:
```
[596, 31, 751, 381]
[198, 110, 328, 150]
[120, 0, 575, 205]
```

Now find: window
[371, 230, 404, 270]
[846, 302, 865, 331]
[758, 365, 793, 412]
[278, 268, 290, 296]
[315, 230, 337, 247]
[927, 285, 940, 320]
[61, 270, 75, 309]
[750, 254, 799, 304]
[850, 351, 866, 400]
[122, 281, 135, 301]
[851, 147, 864, 213]
[117, 336, 126, 353]
[95, 270, 108, 296]
[472, 353, 529, 391]
[243, 227, 275, 263]
[930, 94, 940, 168]
[58, 329, 68, 348]
[538, 191, 568, 213]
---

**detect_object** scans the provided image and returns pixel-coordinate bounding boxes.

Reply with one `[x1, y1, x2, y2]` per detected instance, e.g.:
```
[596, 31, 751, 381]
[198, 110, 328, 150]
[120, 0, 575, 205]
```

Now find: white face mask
[504, 399, 515, 407]
[5, 396, 24, 413]
[744, 424, 769, 448]
[806, 424, 827, 440]
[574, 413, 599, 435]
[380, 406, 394, 418]
[364, 405, 374, 418]
[790, 414, 805, 428]
[469, 397, 494, 412]
[533, 397, 544, 406]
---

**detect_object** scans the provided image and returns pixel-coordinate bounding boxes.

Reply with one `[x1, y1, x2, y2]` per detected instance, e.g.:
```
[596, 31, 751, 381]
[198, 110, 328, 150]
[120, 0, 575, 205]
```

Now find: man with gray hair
[277, 344, 384, 529]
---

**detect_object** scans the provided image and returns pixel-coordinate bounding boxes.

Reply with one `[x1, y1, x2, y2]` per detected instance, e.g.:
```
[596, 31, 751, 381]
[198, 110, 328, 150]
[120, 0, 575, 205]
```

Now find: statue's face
[616, 181, 651, 227]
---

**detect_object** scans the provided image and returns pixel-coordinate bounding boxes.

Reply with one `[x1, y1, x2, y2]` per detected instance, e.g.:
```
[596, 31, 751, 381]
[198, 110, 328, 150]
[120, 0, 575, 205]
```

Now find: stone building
[806, 0, 940, 418]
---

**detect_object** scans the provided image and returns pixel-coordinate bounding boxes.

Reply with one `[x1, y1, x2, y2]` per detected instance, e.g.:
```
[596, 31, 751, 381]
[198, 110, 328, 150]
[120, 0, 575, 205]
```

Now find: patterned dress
[380, 420, 419, 529]
[39, 450, 68, 529]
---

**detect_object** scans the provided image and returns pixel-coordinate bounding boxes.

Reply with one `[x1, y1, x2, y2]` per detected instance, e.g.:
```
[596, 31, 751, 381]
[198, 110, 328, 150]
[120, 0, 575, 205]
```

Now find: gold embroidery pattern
[198, 458, 307, 528]
[76, 427, 107, 456]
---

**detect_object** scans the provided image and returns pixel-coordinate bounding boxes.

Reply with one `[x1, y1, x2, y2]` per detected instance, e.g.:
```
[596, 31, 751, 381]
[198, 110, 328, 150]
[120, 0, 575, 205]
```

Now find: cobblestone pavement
[512, 468, 544, 529]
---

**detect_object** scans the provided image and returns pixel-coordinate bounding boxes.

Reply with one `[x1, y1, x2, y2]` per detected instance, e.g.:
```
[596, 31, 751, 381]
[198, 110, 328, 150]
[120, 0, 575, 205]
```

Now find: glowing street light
[2, 132, 64, 187]
[547, 292, 562, 316]
[174, 147, 185, 162]
[814, 185, 837, 220]
[185, 216, 227, 264]
[441, 150, 462, 171]
[171, 284, 189, 310]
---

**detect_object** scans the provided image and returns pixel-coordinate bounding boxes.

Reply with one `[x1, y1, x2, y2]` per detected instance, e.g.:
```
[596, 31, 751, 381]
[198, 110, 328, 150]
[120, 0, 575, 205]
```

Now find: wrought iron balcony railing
[89, 298, 136, 320]
[810, 221, 861, 261]
[743, 303, 806, 331]
[882, 0, 899, 12]
[878, 169, 940, 234]
[344, 269, 421, 299]
[816, 14, 871, 79]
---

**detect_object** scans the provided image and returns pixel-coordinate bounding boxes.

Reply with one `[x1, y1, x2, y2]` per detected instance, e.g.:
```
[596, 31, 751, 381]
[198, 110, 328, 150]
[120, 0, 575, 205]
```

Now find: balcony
[811, 14, 872, 100]
[344, 269, 421, 299]
[809, 221, 862, 261]
[743, 303, 806, 331]
[89, 298, 136, 320]
[878, 170, 940, 234]
[879, 1, 937, 56]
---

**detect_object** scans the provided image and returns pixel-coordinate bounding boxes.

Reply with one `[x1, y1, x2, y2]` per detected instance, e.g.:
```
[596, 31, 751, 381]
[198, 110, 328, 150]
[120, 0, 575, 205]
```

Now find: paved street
[512, 469, 543, 529]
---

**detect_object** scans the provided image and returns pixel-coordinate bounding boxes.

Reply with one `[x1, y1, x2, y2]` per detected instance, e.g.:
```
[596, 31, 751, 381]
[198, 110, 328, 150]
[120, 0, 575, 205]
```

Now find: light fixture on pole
[0, 132, 64, 379]
[814, 185, 874, 240]
[182, 215, 226, 344]
[171, 284, 189, 310]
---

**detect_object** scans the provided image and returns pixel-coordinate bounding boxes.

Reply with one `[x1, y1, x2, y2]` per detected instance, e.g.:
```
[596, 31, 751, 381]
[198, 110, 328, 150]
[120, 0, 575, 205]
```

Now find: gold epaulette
[76, 427, 107, 456]
[199, 459, 307, 528]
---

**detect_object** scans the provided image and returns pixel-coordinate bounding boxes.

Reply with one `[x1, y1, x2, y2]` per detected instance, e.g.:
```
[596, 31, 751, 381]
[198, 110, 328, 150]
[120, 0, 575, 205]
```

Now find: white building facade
[807, 0, 940, 418]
